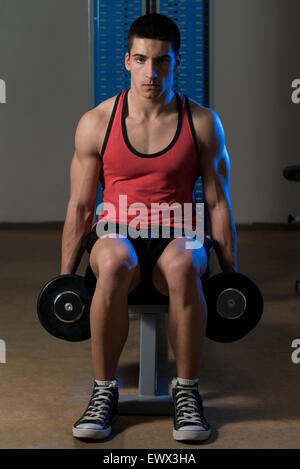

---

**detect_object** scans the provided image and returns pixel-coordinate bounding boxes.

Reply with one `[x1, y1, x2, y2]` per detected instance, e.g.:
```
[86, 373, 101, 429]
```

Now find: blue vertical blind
[93, 0, 143, 105]
[159, 0, 209, 107]
[158, 0, 209, 205]
[93, 0, 209, 218]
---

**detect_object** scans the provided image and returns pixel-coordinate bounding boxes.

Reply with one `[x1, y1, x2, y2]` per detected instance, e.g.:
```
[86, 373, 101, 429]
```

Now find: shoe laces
[175, 384, 205, 426]
[82, 384, 115, 423]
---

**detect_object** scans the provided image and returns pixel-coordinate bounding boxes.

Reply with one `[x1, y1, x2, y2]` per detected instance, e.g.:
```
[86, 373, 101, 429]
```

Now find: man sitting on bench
[60, 13, 237, 442]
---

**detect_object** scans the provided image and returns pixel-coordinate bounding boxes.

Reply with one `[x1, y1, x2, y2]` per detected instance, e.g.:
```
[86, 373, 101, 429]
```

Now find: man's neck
[127, 87, 175, 121]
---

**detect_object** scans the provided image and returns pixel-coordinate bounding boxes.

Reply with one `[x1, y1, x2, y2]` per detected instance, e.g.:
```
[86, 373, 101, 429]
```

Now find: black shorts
[82, 221, 214, 304]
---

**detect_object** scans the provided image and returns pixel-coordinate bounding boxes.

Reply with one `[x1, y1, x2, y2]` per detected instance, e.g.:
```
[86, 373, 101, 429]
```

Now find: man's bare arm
[60, 111, 102, 275]
[198, 109, 238, 272]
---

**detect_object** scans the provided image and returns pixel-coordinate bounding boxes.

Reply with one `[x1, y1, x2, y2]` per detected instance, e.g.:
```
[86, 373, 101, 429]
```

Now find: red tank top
[93, 88, 201, 232]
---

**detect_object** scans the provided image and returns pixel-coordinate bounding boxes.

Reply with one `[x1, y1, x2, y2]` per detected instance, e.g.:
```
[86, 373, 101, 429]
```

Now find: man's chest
[125, 115, 178, 155]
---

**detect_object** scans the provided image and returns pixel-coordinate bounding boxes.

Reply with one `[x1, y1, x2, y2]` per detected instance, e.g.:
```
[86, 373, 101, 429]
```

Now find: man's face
[125, 37, 180, 98]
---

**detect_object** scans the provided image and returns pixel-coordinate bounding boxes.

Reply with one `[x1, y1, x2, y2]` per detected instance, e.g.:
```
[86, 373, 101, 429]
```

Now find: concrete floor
[0, 226, 299, 449]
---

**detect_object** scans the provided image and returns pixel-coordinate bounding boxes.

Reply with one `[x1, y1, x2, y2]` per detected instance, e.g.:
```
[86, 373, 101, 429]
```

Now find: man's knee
[163, 248, 207, 287]
[90, 238, 138, 281]
[99, 256, 137, 279]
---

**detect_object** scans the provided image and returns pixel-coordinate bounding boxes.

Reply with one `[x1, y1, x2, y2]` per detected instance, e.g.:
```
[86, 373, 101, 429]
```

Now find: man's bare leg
[152, 238, 208, 379]
[167, 275, 207, 379]
[89, 236, 140, 381]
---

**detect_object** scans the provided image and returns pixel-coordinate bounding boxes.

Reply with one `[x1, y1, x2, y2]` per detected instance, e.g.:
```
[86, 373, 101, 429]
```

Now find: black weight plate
[37, 274, 91, 342]
[203, 272, 264, 343]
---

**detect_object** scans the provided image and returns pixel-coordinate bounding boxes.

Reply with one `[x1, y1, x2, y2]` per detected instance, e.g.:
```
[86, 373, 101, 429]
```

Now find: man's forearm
[60, 203, 94, 275]
[208, 201, 238, 273]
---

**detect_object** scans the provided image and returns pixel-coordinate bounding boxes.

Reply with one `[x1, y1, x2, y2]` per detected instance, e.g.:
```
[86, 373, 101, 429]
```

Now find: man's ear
[174, 54, 181, 73]
[125, 52, 131, 72]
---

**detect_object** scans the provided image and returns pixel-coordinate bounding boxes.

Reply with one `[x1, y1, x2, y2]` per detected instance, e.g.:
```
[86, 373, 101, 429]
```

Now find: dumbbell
[203, 272, 264, 343]
[37, 270, 263, 344]
[37, 274, 92, 341]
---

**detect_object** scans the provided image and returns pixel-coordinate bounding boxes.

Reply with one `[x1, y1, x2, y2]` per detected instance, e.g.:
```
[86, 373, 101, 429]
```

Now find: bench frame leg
[119, 306, 173, 415]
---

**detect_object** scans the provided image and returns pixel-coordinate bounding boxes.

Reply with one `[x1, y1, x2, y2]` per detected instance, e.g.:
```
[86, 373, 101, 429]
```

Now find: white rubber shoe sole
[173, 426, 212, 441]
[73, 425, 111, 440]
[72, 415, 118, 440]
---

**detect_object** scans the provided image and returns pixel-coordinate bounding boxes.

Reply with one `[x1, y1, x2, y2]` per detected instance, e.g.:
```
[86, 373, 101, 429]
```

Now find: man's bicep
[199, 110, 231, 209]
[68, 113, 102, 210]
[69, 151, 101, 211]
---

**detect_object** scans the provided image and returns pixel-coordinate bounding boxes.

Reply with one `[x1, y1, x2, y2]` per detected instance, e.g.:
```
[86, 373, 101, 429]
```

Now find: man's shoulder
[76, 94, 120, 149]
[187, 97, 223, 144]
[91, 94, 118, 117]
[75, 94, 120, 154]
[187, 97, 216, 125]
[81, 93, 119, 126]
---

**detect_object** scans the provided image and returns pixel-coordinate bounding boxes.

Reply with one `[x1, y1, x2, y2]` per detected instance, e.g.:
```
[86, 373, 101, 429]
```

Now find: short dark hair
[127, 13, 181, 59]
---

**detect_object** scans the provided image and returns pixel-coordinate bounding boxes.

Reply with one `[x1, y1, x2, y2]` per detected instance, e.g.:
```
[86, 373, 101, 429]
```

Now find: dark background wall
[0, 0, 90, 222]
[0, 0, 299, 224]
[213, 0, 300, 223]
